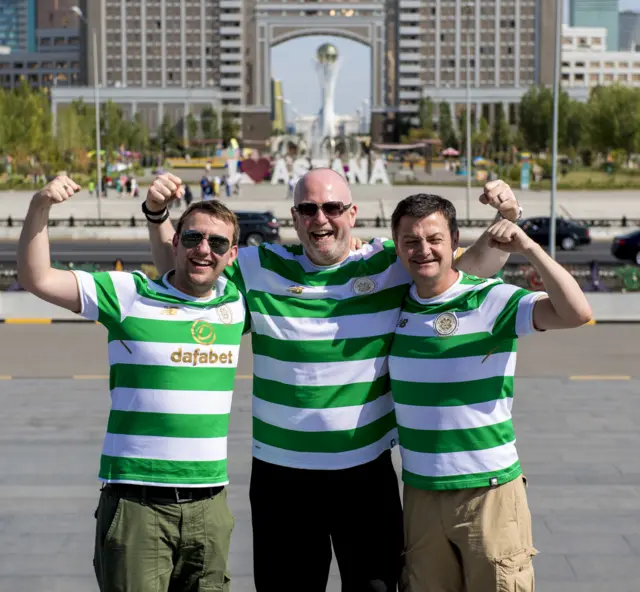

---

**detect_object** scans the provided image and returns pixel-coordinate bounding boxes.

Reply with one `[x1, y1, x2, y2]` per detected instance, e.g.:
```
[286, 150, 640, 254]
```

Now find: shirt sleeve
[489, 283, 548, 339]
[224, 255, 248, 298]
[71, 270, 135, 328]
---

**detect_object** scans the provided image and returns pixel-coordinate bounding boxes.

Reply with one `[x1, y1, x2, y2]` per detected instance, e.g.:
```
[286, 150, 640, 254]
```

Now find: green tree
[437, 101, 457, 149]
[186, 112, 198, 145]
[158, 114, 178, 152]
[418, 97, 435, 138]
[200, 107, 218, 140]
[587, 84, 640, 158]
[492, 103, 511, 155]
[472, 117, 491, 156]
[221, 109, 240, 145]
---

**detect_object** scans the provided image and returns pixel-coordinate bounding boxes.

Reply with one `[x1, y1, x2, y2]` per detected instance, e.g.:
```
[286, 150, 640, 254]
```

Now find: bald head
[293, 168, 351, 206]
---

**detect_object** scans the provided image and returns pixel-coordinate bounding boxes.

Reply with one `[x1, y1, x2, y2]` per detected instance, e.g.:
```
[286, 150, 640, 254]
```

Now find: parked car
[518, 217, 591, 251]
[236, 211, 281, 246]
[611, 229, 640, 265]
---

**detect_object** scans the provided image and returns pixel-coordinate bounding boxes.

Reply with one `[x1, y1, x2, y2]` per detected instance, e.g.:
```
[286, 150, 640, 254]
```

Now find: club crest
[434, 312, 458, 336]
[216, 304, 233, 325]
[286, 285, 305, 295]
[352, 277, 377, 296]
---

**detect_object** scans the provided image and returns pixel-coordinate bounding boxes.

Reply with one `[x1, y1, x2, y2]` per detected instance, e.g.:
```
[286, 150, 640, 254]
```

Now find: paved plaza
[0, 324, 639, 591]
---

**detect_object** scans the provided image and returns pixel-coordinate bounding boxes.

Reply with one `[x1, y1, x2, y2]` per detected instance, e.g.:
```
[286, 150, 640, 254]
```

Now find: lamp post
[71, 5, 102, 220]
[549, 0, 563, 259]
[465, 2, 473, 221]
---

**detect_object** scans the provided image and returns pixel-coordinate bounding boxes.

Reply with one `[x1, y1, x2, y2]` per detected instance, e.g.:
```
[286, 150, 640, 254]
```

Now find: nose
[311, 206, 329, 225]
[194, 237, 212, 255]
[416, 239, 431, 256]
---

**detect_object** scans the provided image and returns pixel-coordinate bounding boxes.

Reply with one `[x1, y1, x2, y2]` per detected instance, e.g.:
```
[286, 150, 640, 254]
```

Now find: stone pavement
[0, 324, 639, 591]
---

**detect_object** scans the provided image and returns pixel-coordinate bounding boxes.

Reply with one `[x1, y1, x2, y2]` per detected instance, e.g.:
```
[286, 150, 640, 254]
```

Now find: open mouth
[189, 258, 213, 268]
[310, 230, 334, 242]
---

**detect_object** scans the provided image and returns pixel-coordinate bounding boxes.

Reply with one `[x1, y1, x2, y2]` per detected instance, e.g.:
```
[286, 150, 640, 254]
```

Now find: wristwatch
[501, 205, 523, 223]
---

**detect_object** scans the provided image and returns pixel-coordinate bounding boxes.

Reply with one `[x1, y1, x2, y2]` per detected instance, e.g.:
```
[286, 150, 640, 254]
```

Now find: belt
[104, 483, 224, 504]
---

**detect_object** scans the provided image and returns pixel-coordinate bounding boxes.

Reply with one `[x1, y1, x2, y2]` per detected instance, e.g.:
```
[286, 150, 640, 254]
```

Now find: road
[0, 239, 620, 265]
[0, 324, 639, 592]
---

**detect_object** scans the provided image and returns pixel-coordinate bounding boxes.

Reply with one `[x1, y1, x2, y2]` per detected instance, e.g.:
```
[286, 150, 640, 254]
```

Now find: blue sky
[271, 0, 640, 118]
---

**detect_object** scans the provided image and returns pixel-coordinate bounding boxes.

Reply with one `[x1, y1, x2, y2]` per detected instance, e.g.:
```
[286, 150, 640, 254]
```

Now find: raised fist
[146, 173, 184, 212]
[479, 179, 521, 223]
[487, 218, 534, 254]
[33, 175, 81, 206]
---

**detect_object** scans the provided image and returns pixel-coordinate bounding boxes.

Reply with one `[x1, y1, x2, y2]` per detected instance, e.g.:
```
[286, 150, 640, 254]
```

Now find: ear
[172, 232, 179, 251]
[225, 244, 239, 267]
[452, 230, 460, 252]
[348, 204, 358, 228]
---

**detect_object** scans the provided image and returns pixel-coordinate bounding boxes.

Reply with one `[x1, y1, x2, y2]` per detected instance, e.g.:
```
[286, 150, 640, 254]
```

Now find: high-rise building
[619, 10, 640, 51]
[395, 0, 556, 129]
[52, 0, 558, 142]
[0, 0, 36, 52]
[569, 0, 619, 51]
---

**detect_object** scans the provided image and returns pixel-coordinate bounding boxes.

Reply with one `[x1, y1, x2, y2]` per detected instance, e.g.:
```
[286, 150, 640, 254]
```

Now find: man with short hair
[17, 176, 247, 592]
[146, 170, 522, 592]
[388, 194, 592, 592]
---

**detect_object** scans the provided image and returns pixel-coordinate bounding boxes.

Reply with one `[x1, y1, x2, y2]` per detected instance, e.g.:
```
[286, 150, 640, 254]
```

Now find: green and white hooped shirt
[389, 271, 546, 491]
[73, 270, 247, 487]
[226, 239, 412, 470]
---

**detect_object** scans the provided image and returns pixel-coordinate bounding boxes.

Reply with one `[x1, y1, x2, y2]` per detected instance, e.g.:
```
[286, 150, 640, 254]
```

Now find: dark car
[236, 211, 281, 246]
[611, 229, 640, 265]
[518, 217, 591, 251]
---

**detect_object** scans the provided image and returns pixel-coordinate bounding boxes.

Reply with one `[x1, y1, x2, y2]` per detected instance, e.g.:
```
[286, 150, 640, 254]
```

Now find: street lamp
[71, 5, 102, 221]
[465, 2, 473, 221]
[549, 0, 563, 259]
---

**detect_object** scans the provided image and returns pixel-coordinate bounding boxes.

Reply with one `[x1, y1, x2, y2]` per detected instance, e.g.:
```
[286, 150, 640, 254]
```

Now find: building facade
[0, 0, 36, 52]
[569, 0, 618, 51]
[619, 10, 640, 52]
[561, 24, 640, 91]
[51, 0, 558, 143]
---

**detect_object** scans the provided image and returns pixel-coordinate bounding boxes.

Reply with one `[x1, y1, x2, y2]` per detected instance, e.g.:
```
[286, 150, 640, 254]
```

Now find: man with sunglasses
[145, 170, 523, 592]
[17, 175, 248, 592]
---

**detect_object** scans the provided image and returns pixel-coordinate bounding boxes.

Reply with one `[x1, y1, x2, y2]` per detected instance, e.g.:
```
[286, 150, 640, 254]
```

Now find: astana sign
[226, 157, 390, 185]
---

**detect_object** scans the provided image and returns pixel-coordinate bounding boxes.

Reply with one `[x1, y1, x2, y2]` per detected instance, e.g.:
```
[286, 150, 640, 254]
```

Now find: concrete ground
[0, 324, 639, 591]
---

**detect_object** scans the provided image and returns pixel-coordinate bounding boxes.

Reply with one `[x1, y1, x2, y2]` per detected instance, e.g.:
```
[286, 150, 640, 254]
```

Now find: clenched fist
[146, 173, 184, 213]
[33, 175, 81, 206]
[479, 180, 521, 222]
[487, 218, 535, 254]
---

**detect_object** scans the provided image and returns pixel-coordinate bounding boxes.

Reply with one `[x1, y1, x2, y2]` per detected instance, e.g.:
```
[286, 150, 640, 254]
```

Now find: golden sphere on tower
[316, 43, 339, 64]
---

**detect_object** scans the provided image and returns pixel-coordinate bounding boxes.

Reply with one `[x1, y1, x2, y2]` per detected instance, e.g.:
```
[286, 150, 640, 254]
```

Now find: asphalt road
[0, 324, 639, 591]
[0, 239, 620, 266]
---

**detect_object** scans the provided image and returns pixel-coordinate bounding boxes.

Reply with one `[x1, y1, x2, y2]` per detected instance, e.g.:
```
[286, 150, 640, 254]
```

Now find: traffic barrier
[1, 216, 640, 230]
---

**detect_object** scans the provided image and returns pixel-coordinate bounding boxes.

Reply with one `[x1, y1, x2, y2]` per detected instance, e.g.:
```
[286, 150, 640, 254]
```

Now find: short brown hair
[175, 200, 240, 245]
[391, 194, 458, 241]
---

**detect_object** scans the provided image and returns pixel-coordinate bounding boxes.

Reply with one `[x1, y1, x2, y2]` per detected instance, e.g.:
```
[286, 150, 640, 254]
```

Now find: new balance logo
[397, 319, 408, 328]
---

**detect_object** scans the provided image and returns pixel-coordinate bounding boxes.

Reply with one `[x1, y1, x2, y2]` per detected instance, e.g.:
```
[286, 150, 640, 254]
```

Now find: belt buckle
[175, 488, 192, 504]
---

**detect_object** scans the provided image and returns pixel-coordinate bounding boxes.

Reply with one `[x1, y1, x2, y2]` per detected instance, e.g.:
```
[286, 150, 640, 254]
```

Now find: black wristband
[142, 201, 169, 224]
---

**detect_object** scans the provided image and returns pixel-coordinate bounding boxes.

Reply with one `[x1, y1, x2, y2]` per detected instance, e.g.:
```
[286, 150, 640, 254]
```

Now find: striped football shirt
[226, 238, 411, 470]
[73, 270, 246, 487]
[389, 271, 545, 490]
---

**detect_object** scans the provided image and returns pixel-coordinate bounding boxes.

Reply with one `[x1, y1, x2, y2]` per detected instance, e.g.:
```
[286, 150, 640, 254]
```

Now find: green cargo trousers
[93, 485, 234, 592]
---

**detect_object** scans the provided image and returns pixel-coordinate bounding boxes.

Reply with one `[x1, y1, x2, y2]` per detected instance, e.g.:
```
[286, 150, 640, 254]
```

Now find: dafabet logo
[170, 348, 234, 366]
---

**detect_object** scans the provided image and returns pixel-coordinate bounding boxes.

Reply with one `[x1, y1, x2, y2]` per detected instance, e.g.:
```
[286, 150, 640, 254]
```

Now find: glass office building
[569, 0, 619, 51]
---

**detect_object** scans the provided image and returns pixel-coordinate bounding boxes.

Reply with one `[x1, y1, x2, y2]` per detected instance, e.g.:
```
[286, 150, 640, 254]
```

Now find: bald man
[145, 169, 523, 592]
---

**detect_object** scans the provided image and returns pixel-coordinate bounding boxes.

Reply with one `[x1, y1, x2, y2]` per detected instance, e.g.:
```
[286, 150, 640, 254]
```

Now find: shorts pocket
[495, 546, 537, 592]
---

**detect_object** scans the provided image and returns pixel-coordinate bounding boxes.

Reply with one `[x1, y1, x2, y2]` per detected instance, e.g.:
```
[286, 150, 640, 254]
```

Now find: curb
[0, 319, 98, 324]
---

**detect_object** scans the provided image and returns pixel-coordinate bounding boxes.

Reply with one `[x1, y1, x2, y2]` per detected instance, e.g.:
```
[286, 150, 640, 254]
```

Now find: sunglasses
[180, 230, 231, 255]
[293, 201, 353, 218]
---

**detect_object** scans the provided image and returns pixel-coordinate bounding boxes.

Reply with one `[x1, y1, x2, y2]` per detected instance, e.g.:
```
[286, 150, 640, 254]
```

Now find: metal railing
[1, 216, 639, 229]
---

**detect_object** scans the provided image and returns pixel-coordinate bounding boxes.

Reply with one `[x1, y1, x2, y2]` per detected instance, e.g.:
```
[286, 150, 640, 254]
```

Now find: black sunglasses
[180, 230, 231, 255]
[293, 201, 353, 218]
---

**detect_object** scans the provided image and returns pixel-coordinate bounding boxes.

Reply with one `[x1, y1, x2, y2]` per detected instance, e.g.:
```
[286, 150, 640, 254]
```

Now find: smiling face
[171, 211, 238, 298]
[395, 212, 460, 296]
[291, 168, 357, 266]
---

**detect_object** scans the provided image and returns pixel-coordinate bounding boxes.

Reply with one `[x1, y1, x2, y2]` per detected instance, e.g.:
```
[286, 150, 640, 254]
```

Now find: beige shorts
[402, 475, 537, 592]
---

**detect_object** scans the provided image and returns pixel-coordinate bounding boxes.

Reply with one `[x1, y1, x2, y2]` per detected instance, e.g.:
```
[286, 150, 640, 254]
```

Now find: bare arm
[456, 179, 524, 278]
[525, 242, 592, 330]
[456, 214, 510, 278]
[17, 177, 82, 312]
[488, 219, 592, 331]
[149, 217, 176, 275]
[145, 173, 184, 275]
